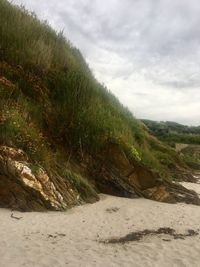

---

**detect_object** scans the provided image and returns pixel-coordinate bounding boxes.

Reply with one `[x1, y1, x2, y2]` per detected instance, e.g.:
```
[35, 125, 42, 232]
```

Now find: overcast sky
[12, 0, 200, 125]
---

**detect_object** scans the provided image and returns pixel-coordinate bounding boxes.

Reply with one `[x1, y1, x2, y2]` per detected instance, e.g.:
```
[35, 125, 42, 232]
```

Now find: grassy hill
[142, 120, 200, 145]
[0, 0, 195, 209]
[142, 120, 200, 169]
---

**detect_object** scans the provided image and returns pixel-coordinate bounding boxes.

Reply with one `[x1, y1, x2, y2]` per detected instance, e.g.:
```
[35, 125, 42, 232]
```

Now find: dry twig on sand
[10, 212, 23, 220]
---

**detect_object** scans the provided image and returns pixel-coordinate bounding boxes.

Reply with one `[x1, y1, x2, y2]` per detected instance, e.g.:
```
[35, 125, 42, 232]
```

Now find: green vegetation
[179, 146, 200, 170]
[63, 170, 97, 201]
[0, 0, 190, 196]
[142, 120, 200, 169]
[142, 120, 200, 145]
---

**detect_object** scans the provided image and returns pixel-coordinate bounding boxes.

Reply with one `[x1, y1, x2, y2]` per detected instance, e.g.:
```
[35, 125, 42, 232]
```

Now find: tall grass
[0, 0, 185, 178]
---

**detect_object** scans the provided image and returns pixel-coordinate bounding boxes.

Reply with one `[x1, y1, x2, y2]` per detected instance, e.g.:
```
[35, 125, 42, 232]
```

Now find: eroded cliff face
[1, 1, 199, 211]
[0, 144, 200, 211]
[89, 144, 200, 205]
[0, 146, 79, 211]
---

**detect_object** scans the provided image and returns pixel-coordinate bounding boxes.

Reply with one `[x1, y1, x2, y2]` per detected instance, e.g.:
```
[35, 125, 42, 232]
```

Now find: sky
[11, 0, 200, 125]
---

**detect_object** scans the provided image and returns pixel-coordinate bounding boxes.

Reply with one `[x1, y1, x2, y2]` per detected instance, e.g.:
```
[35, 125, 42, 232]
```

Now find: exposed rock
[90, 143, 158, 198]
[142, 180, 200, 205]
[0, 146, 79, 211]
[142, 186, 172, 203]
[168, 163, 197, 183]
[91, 143, 200, 205]
[0, 144, 200, 211]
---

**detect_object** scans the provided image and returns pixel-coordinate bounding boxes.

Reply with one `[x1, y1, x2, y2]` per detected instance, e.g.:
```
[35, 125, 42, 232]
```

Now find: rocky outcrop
[0, 146, 79, 211]
[143, 181, 200, 205]
[90, 143, 200, 205]
[167, 161, 198, 183]
[0, 144, 200, 211]
[90, 143, 158, 197]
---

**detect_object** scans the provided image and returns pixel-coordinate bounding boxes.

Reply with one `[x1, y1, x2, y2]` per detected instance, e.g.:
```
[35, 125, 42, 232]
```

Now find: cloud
[11, 0, 200, 125]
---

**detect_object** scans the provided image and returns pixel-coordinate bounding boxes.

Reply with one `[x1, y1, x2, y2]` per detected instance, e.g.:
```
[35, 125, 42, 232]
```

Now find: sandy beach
[1, 182, 200, 267]
[1, 1, 200, 267]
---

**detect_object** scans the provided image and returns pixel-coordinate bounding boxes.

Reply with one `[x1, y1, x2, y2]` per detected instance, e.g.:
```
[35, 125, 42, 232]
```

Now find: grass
[0, 83, 52, 168]
[0, 0, 189, 199]
[63, 170, 98, 201]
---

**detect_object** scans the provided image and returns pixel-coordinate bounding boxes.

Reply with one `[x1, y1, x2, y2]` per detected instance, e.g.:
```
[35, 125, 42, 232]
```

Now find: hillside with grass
[0, 0, 198, 210]
[142, 120, 200, 145]
[142, 120, 200, 170]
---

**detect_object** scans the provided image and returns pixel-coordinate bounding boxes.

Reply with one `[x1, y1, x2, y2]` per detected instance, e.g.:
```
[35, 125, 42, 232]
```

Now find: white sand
[180, 182, 200, 195]
[1, 186, 200, 267]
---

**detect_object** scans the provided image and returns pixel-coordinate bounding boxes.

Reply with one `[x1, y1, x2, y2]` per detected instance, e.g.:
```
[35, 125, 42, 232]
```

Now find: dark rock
[1, 143, 200, 211]
[142, 179, 200, 205]
[90, 143, 200, 205]
[0, 146, 79, 211]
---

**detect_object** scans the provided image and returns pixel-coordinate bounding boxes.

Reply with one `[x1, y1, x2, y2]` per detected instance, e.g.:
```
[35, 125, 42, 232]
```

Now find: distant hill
[142, 120, 200, 145]
[142, 119, 200, 169]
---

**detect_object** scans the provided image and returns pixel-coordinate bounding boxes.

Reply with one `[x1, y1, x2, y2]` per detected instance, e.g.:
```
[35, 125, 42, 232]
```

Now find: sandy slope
[1, 184, 200, 267]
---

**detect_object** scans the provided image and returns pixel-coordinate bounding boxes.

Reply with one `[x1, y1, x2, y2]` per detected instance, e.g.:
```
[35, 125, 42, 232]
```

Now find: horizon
[11, 0, 200, 126]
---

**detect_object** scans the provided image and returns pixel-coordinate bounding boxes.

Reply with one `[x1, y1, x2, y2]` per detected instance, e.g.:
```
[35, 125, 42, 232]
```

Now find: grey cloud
[158, 79, 200, 89]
